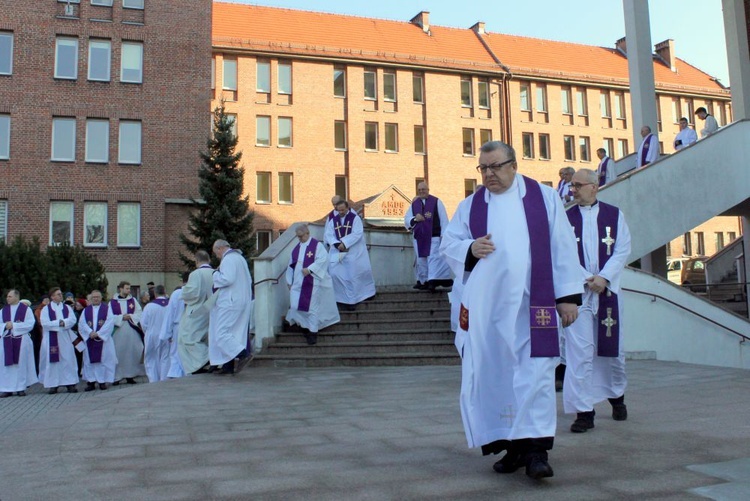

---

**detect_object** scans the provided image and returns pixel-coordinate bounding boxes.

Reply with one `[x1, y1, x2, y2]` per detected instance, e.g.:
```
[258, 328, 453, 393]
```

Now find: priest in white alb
[159, 276, 187, 379]
[0, 289, 37, 398]
[110, 281, 145, 384]
[595, 148, 616, 187]
[39, 287, 80, 394]
[179, 250, 213, 374]
[78, 290, 117, 391]
[140, 285, 170, 383]
[286, 224, 340, 345]
[440, 140, 582, 480]
[563, 168, 631, 433]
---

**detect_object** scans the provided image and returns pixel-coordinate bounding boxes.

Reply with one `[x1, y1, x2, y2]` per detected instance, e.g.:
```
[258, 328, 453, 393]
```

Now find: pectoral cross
[305, 251, 314, 259]
[571, 225, 579, 243]
[499, 404, 516, 427]
[601, 307, 617, 337]
[601, 226, 615, 255]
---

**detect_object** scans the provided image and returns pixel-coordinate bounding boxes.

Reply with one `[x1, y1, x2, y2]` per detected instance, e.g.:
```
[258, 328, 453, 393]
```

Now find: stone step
[251, 352, 460, 368]
[367, 290, 452, 302]
[274, 328, 455, 343]
[337, 307, 450, 321]
[324, 317, 451, 332]
[347, 298, 450, 311]
[262, 340, 456, 356]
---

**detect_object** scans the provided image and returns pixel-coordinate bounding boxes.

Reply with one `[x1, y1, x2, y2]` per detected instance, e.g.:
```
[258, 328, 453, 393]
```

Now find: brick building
[0, 0, 212, 296]
[211, 3, 740, 259]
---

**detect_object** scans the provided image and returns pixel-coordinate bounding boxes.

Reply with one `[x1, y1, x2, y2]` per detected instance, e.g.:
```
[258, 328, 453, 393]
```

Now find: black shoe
[16, 391, 26, 397]
[525, 454, 554, 479]
[412, 282, 424, 290]
[99, 383, 108, 390]
[84, 382, 96, 392]
[112, 381, 120, 386]
[554, 364, 566, 392]
[611, 404, 628, 421]
[570, 411, 595, 433]
[0, 392, 11, 398]
[125, 378, 137, 385]
[47, 387, 59, 394]
[492, 450, 524, 474]
[66, 385, 78, 393]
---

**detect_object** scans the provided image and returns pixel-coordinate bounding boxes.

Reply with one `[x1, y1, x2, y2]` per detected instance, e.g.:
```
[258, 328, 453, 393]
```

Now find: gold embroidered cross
[601, 307, 617, 337]
[535, 308, 552, 326]
[602, 226, 615, 256]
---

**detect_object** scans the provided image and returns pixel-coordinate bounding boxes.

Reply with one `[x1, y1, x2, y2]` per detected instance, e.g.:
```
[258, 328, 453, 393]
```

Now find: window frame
[256, 172, 271, 203]
[118, 120, 142, 165]
[519, 82, 531, 111]
[522, 132, 534, 159]
[535, 84, 548, 113]
[51, 117, 77, 162]
[363, 70, 377, 100]
[256, 60, 270, 93]
[383, 72, 397, 102]
[462, 128, 475, 156]
[460, 77, 473, 108]
[0, 114, 9, 160]
[335, 175, 348, 200]
[412, 74, 424, 104]
[561, 87, 572, 115]
[413, 125, 425, 154]
[55, 37, 79, 80]
[600, 90, 611, 118]
[278, 62, 292, 95]
[579, 136, 591, 162]
[85, 118, 110, 163]
[479, 129, 492, 146]
[0, 200, 7, 244]
[333, 68, 346, 98]
[563, 135, 576, 161]
[83, 201, 108, 248]
[277, 117, 292, 148]
[0, 31, 13, 76]
[87, 39, 111, 82]
[477, 80, 490, 109]
[117, 202, 141, 248]
[576, 88, 588, 117]
[334, 121, 347, 151]
[49, 201, 74, 246]
[256, 116, 271, 147]
[223, 58, 238, 91]
[539, 133, 551, 160]
[364, 122, 378, 151]
[92, 0, 114, 6]
[384, 123, 398, 153]
[120, 41, 143, 84]
[278, 172, 293, 204]
[255, 230, 272, 253]
[122, 0, 144, 10]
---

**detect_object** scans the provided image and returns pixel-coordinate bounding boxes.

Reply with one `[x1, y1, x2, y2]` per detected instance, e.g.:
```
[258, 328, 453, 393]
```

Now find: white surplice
[440, 174, 582, 448]
[210, 249, 253, 365]
[39, 302, 79, 388]
[159, 288, 185, 378]
[77, 304, 117, 384]
[141, 298, 170, 383]
[562, 202, 631, 414]
[324, 210, 376, 305]
[404, 197, 453, 283]
[285, 239, 340, 333]
[110, 296, 146, 380]
[674, 127, 697, 150]
[597, 156, 616, 185]
[0, 304, 38, 392]
[179, 265, 213, 374]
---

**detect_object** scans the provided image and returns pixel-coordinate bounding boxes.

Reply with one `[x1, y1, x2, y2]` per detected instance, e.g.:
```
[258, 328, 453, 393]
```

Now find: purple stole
[110, 297, 145, 339]
[411, 196, 438, 258]
[83, 305, 108, 363]
[327, 210, 336, 222]
[640, 134, 653, 166]
[2, 303, 29, 366]
[468, 177, 559, 357]
[567, 201, 620, 357]
[151, 297, 169, 308]
[46, 303, 70, 363]
[334, 211, 356, 242]
[557, 180, 571, 200]
[290, 238, 319, 312]
[598, 157, 610, 187]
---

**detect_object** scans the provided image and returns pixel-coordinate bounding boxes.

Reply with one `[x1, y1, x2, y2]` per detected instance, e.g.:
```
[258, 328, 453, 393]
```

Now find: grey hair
[565, 166, 576, 175]
[295, 223, 310, 235]
[479, 140, 516, 162]
[213, 239, 230, 249]
[642, 125, 652, 133]
[575, 168, 599, 185]
[195, 250, 210, 263]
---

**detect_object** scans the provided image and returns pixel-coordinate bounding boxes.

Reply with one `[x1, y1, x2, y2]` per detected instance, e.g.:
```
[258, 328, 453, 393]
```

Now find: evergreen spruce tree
[180, 104, 254, 270]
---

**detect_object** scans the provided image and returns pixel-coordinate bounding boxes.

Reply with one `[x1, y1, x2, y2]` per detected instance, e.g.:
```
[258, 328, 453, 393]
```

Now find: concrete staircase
[253, 289, 459, 367]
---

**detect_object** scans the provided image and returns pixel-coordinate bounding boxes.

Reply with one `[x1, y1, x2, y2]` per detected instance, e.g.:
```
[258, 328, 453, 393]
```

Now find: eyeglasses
[570, 182, 594, 190]
[476, 158, 515, 174]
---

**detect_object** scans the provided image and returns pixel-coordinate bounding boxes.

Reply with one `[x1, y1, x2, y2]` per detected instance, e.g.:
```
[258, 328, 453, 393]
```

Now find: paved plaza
[1, 360, 750, 500]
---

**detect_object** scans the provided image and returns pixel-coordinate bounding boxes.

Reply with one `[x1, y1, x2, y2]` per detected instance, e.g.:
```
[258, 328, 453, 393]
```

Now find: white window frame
[384, 123, 398, 152]
[256, 116, 271, 147]
[278, 172, 293, 204]
[334, 121, 347, 151]
[91, 0, 113, 6]
[462, 128, 475, 156]
[520, 82, 531, 111]
[122, 0, 144, 9]
[561, 87, 572, 115]
[0, 32, 13, 76]
[414, 125, 425, 154]
[535, 84, 547, 113]
[0, 114, 9, 160]
[256, 61, 270, 93]
[117, 202, 141, 247]
[364, 70, 377, 100]
[85, 119, 109, 163]
[225, 113, 237, 138]
[222, 59, 237, 91]
[118, 120, 142, 164]
[522, 132, 534, 159]
[478, 80, 490, 109]
[0, 200, 7, 244]
[460, 78, 472, 108]
[49, 201, 74, 246]
[277, 117, 292, 148]
[256, 172, 271, 203]
[88, 39, 111, 81]
[55, 37, 79, 80]
[120, 42, 143, 83]
[383, 72, 397, 102]
[83, 201, 108, 247]
[278, 62, 292, 94]
[255, 230, 272, 253]
[51, 117, 77, 162]
[412, 74, 424, 104]
[364, 122, 378, 151]
[333, 68, 346, 98]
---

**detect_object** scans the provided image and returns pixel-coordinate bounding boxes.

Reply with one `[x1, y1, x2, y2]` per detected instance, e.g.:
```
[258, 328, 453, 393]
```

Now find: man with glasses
[564, 168, 631, 434]
[441, 141, 582, 480]
[673, 117, 697, 151]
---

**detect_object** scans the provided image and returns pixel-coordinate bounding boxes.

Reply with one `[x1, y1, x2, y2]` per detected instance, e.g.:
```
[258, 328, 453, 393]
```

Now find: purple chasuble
[598, 157, 609, 187]
[567, 201, 620, 357]
[290, 238, 319, 312]
[468, 178, 560, 357]
[640, 134, 653, 166]
[2, 303, 29, 366]
[46, 303, 70, 363]
[411, 195, 438, 258]
[83, 305, 109, 363]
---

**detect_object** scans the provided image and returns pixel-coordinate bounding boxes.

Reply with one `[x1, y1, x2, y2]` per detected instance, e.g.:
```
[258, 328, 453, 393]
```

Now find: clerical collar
[579, 200, 599, 208]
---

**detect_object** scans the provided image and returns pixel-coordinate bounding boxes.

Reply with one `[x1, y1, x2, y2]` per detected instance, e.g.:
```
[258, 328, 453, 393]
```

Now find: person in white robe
[556, 167, 574, 203]
[160, 278, 187, 379]
[695, 107, 719, 137]
[563, 168, 631, 433]
[140, 285, 170, 383]
[595, 148, 616, 187]
[210, 239, 253, 375]
[324, 200, 376, 309]
[440, 140, 582, 479]
[0, 290, 37, 397]
[39, 287, 79, 393]
[636, 125, 659, 168]
[110, 281, 145, 384]
[179, 251, 213, 374]
[673, 117, 697, 151]
[404, 182, 453, 291]
[78, 290, 117, 391]
[285, 224, 340, 345]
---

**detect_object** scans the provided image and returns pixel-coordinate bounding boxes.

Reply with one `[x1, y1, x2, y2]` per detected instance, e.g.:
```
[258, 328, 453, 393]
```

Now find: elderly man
[110, 281, 145, 384]
[404, 182, 452, 291]
[179, 250, 213, 374]
[556, 167, 574, 203]
[140, 285, 170, 383]
[0, 289, 37, 397]
[211, 239, 253, 375]
[564, 168, 631, 433]
[595, 148, 616, 187]
[673, 117, 698, 151]
[636, 125, 659, 168]
[440, 140, 582, 479]
[39, 287, 79, 394]
[286, 224, 340, 345]
[324, 200, 376, 310]
[328, 195, 343, 222]
[78, 290, 117, 391]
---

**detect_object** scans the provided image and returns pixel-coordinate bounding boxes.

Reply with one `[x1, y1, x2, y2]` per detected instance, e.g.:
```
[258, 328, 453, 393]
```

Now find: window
[535, 84, 547, 113]
[278, 62, 292, 94]
[84, 202, 107, 247]
[55, 37, 78, 80]
[715, 232, 724, 251]
[0, 32, 13, 75]
[256, 61, 270, 92]
[413, 74, 424, 103]
[478, 80, 490, 108]
[656, 96, 662, 131]
[364, 70, 377, 100]
[278, 117, 292, 147]
[614, 92, 626, 119]
[383, 72, 397, 102]
[579, 136, 591, 161]
[603, 138, 614, 157]
[92, 0, 114, 5]
[729, 232, 737, 243]
[256, 116, 270, 146]
[464, 179, 477, 197]
[0, 201, 6, 243]
[682, 232, 692, 256]
[365, 122, 378, 150]
[686, 98, 695, 123]
[576, 89, 588, 116]
[384, 123, 398, 152]
[50, 202, 74, 245]
[123, 0, 144, 9]
[563, 135, 575, 161]
[255, 231, 272, 253]
[117, 202, 140, 247]
[118, 120, 141, 164]
[461, 78, 472, 107]
[522, 133, 534, 159]
[462, 128, 474, 156]
[256, 172, 271, 203]
[539, 133, 550, 160]
[85, 119, 109, 163]
[120, 42, 143, 83]
[561, 87, 572, 114]
[480, 129, 492, 146]
[696, 232, 705, 255]
[617, 139, 628, 158]
[414, 126, 425, 154]
[333, 68, 346, 97]
[335, 175, 348, 200]
[52, 117, 76, 161]
[220, 59, 237, 91]
[0, 114, 9, 159]
[211, 58, 215, 90]
[600, 91, 611, 117]
[278, 173, 293, 204]
[88, 39, 111, 81]
[334, 121, 347, 151]
[226, 113, 238, 138]
[519, 82, 530, 111]
[671, 97, 681, 123]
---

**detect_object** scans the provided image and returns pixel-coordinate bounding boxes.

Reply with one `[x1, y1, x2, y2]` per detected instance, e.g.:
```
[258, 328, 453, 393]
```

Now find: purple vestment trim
[411, 195, 438, 258]
[327, 210, 337, 222]
[151, 297, 169, 308]
[110, 297, 145, 339]
[598, 157, 609, 187]
[290, 238, 318, 312]
[334, 211, 357, 241]
[46, 303, 70, 363]
[640, 134, 653, 166]
[2, 303, 28, 366]
[84, 305, 109, 363]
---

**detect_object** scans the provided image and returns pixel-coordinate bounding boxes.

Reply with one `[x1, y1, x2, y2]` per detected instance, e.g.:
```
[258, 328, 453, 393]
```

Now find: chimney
[410, 11, 430, 34]
[471, 21, 485, 35]
[615, 37, 627, 55]
[655, 39, 677, 72]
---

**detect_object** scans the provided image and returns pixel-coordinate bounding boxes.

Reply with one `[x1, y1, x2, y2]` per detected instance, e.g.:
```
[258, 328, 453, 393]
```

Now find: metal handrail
[254, 267, 287, 286]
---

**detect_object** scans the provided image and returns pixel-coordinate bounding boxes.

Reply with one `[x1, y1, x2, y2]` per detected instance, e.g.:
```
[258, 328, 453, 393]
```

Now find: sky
[226, 0, 730, 85]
